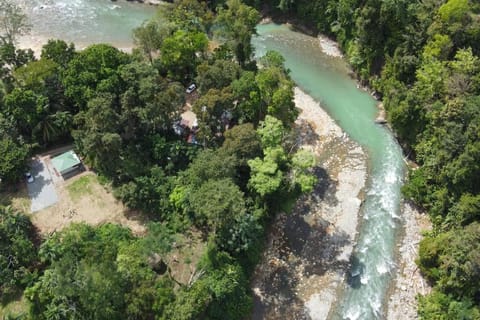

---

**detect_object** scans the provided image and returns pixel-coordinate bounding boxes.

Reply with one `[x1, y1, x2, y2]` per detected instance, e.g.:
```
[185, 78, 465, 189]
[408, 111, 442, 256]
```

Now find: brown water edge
[251, 88, 368, 319]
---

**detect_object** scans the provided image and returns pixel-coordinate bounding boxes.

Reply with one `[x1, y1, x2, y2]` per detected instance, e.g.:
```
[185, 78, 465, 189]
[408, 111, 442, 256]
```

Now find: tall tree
[0, 0, 30, 45]
[215, 0, 260, 66]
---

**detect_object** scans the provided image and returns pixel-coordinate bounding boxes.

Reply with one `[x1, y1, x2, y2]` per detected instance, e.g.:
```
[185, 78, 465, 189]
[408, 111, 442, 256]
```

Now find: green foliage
[166, 246, 252, 320]
[418, 223, 480, 298]
[291, 149, 317, 193]
[4, 88, 45, 137]
[13, 59, 58, 91]
[418, 290, 480, 320]
[423, 34, 453, 61]
[438, 0, 470, 23]
[0, 42, 35, 73]
[40, 39, 76, 68]
[195, 59, 242, 92]
[159, 0, 214, 33]
[445, 193, 480, 227]
[160, 30, 208, 81]
[257, 115, 285, 148]
[192, 87, 234, 144]
[0, 135, 30, 183]
[115, 167, 174, 218]
[185, 178, 246, 234]
[249, 115, 316, 198]
[0, 206, 37, 297]
[26, 223, 175, 320]
[62, 44, 129, 109]
[231, 71, 262, 124]
[133, 20, 170, 63]
[256, 63, 297, 126]
[215, 0, 260, 66]
[181, 149, 238, 188]
[0, 3, 320, 319]
[221, 123, 262, 164]
[261, 0, 480, 315]
[248, 147, 286, 196]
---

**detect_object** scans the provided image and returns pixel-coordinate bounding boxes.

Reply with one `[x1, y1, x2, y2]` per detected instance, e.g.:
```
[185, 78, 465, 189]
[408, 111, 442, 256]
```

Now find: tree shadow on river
[252, 167, 352, 319]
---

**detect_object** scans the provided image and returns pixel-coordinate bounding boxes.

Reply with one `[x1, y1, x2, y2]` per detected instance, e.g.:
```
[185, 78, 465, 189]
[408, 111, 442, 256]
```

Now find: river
[253, 24, 405, 319]
[14, 0, 155, 51]
[13, 2, 406, 318]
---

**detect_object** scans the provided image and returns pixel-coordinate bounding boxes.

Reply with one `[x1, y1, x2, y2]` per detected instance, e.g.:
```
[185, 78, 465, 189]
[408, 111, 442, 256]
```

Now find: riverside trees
[259, 0, 480, 317]
[0, 1, 316, 319]
[0, 0, 31, 45]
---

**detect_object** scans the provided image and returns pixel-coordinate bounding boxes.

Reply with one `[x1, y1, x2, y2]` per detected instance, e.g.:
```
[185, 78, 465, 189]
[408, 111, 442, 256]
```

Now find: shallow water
[253, 24, 405, 319]
[14, 0, 155, 48]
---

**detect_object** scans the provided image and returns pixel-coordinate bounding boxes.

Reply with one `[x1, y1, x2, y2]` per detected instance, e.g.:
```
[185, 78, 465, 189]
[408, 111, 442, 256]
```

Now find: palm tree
[33, 111, 72, 145]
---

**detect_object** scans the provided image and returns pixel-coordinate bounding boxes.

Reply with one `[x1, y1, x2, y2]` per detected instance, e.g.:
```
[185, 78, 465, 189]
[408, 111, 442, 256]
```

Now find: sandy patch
[16, 34, 48, 58]
[387, 202, 432, 320]
[164, 231, 207, 286]
[30, 172, 146, 236]
[318, 35, 343, 58]
[251, 88, 367, 319]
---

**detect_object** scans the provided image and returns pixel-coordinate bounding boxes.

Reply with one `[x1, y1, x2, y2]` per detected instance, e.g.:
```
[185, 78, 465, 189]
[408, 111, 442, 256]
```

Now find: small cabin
[51, 150, 82, 178]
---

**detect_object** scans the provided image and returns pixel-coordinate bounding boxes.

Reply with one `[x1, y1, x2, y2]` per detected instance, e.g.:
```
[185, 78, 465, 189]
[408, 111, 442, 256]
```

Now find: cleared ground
[0, 184, 30, 213]
[0, 292, 29, 319]
[30, 172, 147, 235]
[27, 158, 58, 212]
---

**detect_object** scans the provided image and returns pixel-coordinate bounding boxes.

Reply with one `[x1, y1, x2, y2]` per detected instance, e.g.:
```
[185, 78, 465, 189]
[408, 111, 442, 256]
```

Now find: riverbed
[253, 24, 407, 319]
[251, 87, 367, 319]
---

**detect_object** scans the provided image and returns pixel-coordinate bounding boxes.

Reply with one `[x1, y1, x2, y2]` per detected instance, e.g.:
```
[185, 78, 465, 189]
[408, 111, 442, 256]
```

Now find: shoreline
[387, 201, 432, 319]
[17, 34, 134, 58]
[252, 88, 367, 319]
[252, 84, 430, 319]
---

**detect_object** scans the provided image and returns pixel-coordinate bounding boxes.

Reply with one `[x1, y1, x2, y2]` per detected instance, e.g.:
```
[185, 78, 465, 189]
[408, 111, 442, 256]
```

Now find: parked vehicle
[25, 172, 34, 183]
[186, 83, 197, 94]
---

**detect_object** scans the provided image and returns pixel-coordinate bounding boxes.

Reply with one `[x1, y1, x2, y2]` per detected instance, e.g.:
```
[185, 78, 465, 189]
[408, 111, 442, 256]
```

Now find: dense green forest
[0, 0, 317, 319]
[258, 0, 480, 318]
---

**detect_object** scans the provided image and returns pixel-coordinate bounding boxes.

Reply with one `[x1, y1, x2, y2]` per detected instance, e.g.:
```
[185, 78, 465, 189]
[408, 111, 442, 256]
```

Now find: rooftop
[51, 150, 81, 174]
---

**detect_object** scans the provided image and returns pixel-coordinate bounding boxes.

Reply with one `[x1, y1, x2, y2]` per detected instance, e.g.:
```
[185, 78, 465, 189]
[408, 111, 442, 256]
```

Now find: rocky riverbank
[387, 202, 432, 320]
[318, 35, 343, 58]
[251, 88, 432, 319]
[251, 88, 367, 319]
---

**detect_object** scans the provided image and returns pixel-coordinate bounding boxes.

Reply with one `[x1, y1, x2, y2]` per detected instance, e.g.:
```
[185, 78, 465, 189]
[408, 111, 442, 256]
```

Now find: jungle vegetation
[0, 0, 316, 319]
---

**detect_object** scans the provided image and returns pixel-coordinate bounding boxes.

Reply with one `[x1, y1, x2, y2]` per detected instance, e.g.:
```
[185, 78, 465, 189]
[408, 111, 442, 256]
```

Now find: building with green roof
[51, 150, 82, 177]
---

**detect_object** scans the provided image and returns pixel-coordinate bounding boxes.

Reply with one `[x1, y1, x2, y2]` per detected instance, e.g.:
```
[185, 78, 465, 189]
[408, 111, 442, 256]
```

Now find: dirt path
[251, 88, 367, 319]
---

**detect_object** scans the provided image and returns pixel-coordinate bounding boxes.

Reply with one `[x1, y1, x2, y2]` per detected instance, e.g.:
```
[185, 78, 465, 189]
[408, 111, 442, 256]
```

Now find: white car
[25, 172, 34, 183]
[186, 83, 197, 94]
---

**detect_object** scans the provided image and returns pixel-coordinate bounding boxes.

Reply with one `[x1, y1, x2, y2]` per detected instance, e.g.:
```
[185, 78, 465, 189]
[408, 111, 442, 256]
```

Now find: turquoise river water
[14, 2, 407, 318]
[253, 24, 405, 319]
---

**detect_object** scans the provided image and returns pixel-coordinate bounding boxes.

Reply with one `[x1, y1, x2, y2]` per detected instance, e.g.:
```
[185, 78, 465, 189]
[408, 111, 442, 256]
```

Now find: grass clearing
[0, 184, 30, 213]
[166, 231, 206, 286]
[0, 292, 29, 319]
[32, 172, 147, 236]
[66, 174, 97, 201]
